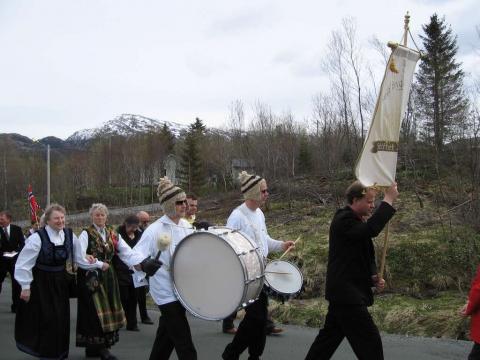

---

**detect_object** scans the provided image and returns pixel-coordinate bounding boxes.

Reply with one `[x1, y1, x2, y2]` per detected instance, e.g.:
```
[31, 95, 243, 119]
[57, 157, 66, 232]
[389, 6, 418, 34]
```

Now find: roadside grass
[270, 291, 470, 339]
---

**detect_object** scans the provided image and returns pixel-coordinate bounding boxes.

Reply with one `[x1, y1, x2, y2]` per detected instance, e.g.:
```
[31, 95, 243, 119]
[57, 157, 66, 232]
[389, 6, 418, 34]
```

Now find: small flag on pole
[27, 184, 41, 223]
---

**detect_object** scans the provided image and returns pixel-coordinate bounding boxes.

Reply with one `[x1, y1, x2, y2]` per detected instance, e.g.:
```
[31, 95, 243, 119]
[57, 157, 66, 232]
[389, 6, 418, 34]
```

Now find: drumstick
[264, 271, 292, 275]
[278, 235, 301, 260]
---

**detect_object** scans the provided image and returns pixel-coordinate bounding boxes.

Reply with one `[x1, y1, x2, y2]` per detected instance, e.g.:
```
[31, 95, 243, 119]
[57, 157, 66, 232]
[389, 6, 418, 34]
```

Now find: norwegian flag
[27, 184, 41, 223]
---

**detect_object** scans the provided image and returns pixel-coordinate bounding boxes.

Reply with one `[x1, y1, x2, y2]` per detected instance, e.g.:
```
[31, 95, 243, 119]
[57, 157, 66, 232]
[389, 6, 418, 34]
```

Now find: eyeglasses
[261, 189, 269, 194]
[175, 200, 188, 205]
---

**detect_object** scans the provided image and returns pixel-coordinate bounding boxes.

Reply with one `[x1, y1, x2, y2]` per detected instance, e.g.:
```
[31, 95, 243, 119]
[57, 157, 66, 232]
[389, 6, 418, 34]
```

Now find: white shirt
[227, 203, 283, 258]
[132, 215, 193, 306]
[15, 225, 70, 290]
[75, 227, 139, 270]
[2, 224, 10, 238]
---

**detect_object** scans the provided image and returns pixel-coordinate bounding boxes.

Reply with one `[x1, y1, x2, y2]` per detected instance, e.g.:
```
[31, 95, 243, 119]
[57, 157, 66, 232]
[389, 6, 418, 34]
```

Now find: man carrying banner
[305, 13, 418, 360]
[304, 181, 398, 360]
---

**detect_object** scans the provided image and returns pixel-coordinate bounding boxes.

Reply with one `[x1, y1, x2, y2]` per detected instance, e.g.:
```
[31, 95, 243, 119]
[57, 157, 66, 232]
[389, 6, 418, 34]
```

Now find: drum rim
[171, 228, 261, 321]
[264, 259, 303, 296]
[209, 226, 262, 255]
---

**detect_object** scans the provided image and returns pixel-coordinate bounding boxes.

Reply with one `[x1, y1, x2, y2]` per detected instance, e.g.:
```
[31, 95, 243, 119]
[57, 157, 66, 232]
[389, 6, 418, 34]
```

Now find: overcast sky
[0, 0, 478, 140]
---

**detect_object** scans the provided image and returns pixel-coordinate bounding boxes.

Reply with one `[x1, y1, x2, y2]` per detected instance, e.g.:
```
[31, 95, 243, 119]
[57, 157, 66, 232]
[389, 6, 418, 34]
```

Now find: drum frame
[171, 226, 265, 320]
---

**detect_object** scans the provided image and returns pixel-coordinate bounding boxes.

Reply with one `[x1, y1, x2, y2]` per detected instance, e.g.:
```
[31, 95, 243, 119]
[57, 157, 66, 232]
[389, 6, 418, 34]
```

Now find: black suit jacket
[325, 201, 395, 306]
[0, 224, 25, 257]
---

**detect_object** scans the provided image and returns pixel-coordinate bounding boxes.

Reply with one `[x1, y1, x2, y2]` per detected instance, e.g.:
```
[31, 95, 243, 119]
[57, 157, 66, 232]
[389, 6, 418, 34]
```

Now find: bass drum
[171, 227, 265, 321]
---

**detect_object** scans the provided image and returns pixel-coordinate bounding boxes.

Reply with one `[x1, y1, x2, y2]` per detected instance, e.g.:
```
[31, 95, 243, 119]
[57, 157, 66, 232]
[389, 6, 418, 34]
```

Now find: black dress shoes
[99, 348, 118, 360]
[141, 317, 154, 325]
[85, 346, 100, 357]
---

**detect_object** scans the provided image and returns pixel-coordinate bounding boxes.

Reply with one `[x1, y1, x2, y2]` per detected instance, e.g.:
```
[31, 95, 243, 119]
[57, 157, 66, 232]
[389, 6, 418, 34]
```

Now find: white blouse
[15, 225, 70, 290]
[75, 226, 140, 270]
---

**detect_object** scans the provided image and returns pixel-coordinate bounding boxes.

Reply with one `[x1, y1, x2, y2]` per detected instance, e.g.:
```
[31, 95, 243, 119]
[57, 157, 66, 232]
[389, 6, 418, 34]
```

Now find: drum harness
[237, 205, 268, 286]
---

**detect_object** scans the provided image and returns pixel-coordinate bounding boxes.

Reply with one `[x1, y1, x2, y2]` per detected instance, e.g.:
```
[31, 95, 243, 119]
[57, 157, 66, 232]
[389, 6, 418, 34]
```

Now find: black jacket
[325, 201, 395, 306]
[0, 224, 25, 256]
[112, 225, 142, 286]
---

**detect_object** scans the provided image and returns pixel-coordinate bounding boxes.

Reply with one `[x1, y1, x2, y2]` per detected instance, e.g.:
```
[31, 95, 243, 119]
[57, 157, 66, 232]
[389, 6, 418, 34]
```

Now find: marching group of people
[0, 171, 479, 360]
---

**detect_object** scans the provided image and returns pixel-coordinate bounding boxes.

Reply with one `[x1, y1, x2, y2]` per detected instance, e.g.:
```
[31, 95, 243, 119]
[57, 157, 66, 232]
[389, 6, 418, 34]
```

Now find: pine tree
[189, 117, 206, 134]
[416, 14, 468, 153]
[159, 123, 175, 153]
[297, 136, 313, 174]
[178, 118, 206, 193]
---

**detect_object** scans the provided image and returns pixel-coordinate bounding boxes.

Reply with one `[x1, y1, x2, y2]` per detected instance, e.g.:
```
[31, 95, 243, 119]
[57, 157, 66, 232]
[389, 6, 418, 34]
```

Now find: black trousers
[136, 286, 149, 320]
[223, 310, 276, 332]
[222, 291, 268, 360]
[305, 304, 383, 360]
[0, 257, 21, 311]
[223, 311, 237, 331]
[469, 342, 480, 360]
[149, 301, 197, 360]
[119, 284, 138, 329]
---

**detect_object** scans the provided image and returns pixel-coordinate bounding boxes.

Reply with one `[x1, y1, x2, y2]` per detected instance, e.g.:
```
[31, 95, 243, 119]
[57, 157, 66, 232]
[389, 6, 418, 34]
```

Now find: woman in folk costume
[14, 203, 75, 360]
[461, 265, 480, 360]
[131, 177, 198, 360]
[75, 203, 145, 360]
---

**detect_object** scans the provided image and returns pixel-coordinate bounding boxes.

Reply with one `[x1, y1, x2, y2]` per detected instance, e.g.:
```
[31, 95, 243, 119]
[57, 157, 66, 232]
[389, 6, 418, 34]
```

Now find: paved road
[0, 281, 473, 359]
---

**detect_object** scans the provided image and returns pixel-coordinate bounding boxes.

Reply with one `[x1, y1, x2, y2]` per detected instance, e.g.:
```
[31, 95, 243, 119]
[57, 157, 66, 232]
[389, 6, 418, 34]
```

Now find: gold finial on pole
[403, 11, 410, 47]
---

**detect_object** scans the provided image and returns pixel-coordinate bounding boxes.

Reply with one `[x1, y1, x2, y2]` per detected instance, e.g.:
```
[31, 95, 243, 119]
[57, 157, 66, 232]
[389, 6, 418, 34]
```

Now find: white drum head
[172, 232, 245, 320]
[265, 260, 302, 295]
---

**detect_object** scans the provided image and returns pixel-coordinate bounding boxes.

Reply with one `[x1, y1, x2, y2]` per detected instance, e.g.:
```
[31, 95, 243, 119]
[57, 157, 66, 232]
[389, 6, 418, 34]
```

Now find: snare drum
[171, 227, 265, 321]
[264, 260, 303, 302]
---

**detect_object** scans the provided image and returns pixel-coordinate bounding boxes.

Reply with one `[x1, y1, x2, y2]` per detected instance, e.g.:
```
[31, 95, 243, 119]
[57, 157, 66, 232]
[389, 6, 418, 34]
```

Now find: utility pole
[3, 152, 7, 209]
[47, 144, 50, 206]
[109, 137, 112, 186]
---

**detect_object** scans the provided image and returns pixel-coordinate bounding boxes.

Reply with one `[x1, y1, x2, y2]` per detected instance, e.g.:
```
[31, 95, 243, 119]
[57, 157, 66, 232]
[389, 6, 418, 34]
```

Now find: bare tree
[369, 35, 389, 66]
[343, 17, 367, 143]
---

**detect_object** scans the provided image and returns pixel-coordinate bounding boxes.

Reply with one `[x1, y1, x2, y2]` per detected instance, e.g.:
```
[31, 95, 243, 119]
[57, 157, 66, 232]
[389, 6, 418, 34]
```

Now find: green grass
[269, 291, 470, 339]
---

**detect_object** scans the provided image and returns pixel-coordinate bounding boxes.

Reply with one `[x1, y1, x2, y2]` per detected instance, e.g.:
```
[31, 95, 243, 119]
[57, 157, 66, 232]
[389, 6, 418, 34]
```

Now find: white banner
[355, 45, 420, 187]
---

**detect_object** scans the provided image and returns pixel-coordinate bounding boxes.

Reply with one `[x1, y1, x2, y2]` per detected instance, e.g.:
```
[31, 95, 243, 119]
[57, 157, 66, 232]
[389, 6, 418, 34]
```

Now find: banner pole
[403, 12, 410, 46]
[379, 222, 390, 279]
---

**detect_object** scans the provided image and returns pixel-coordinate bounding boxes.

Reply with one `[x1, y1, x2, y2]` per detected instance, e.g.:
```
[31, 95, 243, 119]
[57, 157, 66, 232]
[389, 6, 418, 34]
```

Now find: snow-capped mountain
[66, 114, 189, 143]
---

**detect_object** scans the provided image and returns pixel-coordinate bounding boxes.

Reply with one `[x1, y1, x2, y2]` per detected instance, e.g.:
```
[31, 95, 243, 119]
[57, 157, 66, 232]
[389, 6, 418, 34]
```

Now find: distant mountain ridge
[1, 113, 190, 150]
[67, 113, 189, 143]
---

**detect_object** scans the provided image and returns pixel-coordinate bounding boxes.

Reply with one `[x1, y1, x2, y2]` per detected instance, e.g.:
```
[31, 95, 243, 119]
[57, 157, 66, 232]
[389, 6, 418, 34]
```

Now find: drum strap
[156, 219, 193, 257]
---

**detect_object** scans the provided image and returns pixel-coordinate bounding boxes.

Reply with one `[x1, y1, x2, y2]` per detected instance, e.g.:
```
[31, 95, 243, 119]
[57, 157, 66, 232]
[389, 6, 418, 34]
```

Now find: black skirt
[15, 268, 70, 360]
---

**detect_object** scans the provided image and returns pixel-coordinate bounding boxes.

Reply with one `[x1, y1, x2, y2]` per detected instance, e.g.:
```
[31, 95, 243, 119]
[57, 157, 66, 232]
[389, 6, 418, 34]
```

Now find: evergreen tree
[189, 117, 206, 134]
[416, 14, 468, 152]
[159, 123, 175, 153]
[178, 118, 206, 193]
[298, 136, 313, 174]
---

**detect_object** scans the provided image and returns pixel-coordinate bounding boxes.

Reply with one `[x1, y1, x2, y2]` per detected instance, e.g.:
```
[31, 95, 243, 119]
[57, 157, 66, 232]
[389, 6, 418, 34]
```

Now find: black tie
[3, 227, 9, 241]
